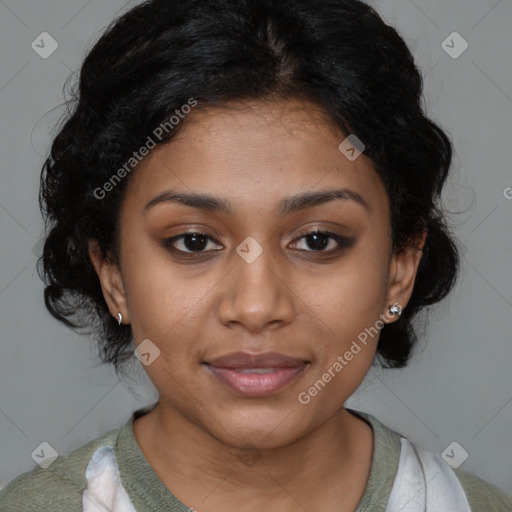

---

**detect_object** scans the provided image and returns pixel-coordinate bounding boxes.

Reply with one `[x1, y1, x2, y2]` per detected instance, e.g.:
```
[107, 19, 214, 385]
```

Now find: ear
[88, 240, 130, 325]
[383, 229, 428, 324]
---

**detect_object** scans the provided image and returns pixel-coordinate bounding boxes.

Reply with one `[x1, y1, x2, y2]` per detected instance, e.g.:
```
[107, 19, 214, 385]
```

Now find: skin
[89, 98, 426, 512]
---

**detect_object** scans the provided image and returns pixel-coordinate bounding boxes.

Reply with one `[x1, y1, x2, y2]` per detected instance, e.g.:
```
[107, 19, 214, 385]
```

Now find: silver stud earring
[117, 312, 123, 326]
[389, 303, 402, 318]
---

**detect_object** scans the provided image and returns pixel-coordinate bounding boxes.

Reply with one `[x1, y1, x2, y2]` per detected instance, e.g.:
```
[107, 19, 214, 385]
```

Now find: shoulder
[405, 438, 512, 511]
[353, 409, 512, 511]
[453, 467, 512, 511]
[0, 427, 122, 512]
[351, 410, 512, 511]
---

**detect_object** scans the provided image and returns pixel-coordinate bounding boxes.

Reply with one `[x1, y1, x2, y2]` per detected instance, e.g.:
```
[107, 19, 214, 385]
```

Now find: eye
[164, 232, 223, 254]
[163, 229, 354, 257]
[291, 230, 353, 253]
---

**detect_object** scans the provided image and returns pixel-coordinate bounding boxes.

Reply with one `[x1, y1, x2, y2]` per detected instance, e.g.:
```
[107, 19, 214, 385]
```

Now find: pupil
[307, 233, 328, 250]
[185, 233, 208, 251]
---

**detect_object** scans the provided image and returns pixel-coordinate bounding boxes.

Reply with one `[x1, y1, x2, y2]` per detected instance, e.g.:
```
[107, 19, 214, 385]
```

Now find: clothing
[0, 402, 510, 511]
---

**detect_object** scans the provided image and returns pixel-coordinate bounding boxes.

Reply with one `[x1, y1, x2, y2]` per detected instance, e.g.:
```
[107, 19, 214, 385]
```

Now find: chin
[204, 408, 309, 450]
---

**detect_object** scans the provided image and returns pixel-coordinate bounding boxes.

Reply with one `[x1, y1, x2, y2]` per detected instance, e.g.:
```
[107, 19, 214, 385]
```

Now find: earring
[117, 312, 123, 326]
[389, 303, 402, 318]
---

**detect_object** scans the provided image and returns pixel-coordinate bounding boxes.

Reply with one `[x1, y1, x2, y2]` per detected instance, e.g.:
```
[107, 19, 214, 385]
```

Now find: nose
[217, 246, 296, 334]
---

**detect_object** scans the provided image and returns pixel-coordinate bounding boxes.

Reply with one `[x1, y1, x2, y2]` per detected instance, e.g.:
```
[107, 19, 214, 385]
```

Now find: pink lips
[203, 351, 309, 397]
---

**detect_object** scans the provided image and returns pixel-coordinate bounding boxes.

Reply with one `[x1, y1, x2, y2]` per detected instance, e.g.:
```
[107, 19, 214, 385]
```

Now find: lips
[205, 351, 308, 369]
[203, 351, 310, 397]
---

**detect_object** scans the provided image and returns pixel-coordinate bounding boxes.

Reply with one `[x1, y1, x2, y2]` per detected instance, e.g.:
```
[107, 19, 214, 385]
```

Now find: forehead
[123, 99, 389, 220]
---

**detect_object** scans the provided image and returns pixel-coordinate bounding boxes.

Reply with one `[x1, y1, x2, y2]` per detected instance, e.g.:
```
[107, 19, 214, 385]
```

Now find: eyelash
[163, 230, 354, 258]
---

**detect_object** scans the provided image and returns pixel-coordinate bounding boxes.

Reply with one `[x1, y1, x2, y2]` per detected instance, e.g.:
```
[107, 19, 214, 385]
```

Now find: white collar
[386, 437, 471, 511]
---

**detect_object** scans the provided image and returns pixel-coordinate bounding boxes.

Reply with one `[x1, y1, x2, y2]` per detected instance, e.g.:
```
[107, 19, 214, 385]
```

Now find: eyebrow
[144, 188, 370, 215]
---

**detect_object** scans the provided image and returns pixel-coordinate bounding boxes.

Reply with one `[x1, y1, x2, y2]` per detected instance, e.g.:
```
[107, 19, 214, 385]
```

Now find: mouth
[202, 351, 310, 397]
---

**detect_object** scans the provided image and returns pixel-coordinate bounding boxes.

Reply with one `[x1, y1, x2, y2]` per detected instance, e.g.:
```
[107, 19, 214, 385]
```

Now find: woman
[1, 0, 510, 510]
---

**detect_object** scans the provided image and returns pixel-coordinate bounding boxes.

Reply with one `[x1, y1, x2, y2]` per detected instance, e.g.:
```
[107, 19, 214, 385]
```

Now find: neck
[133, 402, 373, 511]
[133, 403, 373, 511]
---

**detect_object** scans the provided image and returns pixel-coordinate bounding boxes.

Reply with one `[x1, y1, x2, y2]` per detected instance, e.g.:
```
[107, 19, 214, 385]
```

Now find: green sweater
[1, 403, 511, 511]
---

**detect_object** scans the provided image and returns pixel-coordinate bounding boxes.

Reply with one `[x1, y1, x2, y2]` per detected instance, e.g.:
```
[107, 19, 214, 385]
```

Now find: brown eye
[163, 229, 354, 259]
[292, 230, 354, 253]
[164, 232, 222, 254]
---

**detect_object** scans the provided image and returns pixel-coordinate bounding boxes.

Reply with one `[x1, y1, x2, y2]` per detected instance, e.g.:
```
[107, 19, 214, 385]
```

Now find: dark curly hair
[38, 0, 460, 376]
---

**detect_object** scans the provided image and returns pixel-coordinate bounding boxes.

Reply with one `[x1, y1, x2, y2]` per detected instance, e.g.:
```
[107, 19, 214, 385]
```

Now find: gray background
[1, 0, 511, 496]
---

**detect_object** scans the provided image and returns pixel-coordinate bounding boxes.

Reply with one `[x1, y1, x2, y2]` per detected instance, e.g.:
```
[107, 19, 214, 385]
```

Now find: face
[90, 99, 424, 450]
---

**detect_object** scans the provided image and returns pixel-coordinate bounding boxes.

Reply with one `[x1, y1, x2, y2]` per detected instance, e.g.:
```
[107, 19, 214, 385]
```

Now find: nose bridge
[217, 237, 295, 331]
[236, 246, 277, 294]
[233, 237, 283, 305]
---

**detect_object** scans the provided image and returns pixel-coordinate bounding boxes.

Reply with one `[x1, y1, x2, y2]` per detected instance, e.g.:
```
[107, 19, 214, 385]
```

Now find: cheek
[126, 280, 210, 359]
[298, 257, 388, 405]
[299, 243, 390, 390]
[120, 235, 207, 338]
[311, 246, 389, 333]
